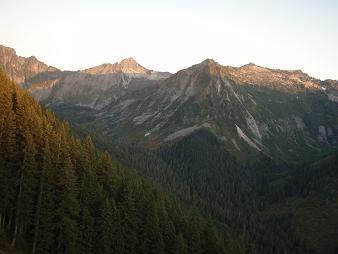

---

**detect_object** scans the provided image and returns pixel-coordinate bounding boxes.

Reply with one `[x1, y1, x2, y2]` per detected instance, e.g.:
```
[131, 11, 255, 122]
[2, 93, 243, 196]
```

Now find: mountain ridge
[0, 45, 59, 84]
[189, 58, 324, 91]
[1, 43, 336, 90]
[82, 57, 153, 75]
[2, 44, 338, 162]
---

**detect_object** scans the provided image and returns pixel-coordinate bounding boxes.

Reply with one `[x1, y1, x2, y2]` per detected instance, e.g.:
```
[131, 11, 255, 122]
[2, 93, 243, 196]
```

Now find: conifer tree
[31, 139, 55, 254]
[11, 132, 37, 247]
[56, 157, 79, 254]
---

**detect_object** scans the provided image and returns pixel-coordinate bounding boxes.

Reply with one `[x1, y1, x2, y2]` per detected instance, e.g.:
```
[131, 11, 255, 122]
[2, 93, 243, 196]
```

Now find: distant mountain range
[2, 44, 337, 162]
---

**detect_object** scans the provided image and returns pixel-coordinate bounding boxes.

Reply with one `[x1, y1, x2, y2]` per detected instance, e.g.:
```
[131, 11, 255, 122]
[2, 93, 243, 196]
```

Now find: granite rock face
[0, 45, 58, 84]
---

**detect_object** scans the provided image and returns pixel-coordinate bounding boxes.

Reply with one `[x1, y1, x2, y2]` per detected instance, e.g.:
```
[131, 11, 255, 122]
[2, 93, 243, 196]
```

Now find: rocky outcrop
[0, 45, 58, 84]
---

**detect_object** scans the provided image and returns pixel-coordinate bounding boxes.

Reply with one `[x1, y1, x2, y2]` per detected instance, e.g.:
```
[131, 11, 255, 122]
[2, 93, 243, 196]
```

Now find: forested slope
[113, 130, 338, 254]
[0, 70, 242, 254]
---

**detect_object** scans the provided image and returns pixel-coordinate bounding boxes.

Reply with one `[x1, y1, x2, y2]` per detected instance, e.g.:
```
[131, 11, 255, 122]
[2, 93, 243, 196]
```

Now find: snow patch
[245, 111, 262, 140]
[164, 126, 200, 142]
[294, 116, 305, 130]
[231, 138, 241, 151]
[248, 96, 257, 105]
[221, 77, 243, 103]
[216, 79, 222, 94]
[133, 112, 156, 125]
[117, 99, 135, 110]
[328, 94, 338, 103]
[163, 122, 212, 142]
[318, 125, 327, 143]
[236, 125, 261, 151]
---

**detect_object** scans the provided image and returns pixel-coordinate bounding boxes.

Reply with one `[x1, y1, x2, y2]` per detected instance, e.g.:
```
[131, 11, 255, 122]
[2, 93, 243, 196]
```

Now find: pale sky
[1, 0, 338, 80]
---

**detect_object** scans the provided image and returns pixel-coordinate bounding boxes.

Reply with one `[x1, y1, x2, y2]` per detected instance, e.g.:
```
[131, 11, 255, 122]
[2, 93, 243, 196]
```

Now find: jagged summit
[201, 58, 217, 64]
[197, 58, 220, 68]
[119, 57, 150, 73]
[0, 44, 59, 84]
[120, 57, 138, 66]
[182, 58, 221, 76]
[82, 57, 151, 75]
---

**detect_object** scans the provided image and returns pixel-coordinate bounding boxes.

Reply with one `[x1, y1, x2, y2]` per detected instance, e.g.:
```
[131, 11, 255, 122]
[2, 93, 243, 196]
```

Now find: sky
[0, 0, 338, 80]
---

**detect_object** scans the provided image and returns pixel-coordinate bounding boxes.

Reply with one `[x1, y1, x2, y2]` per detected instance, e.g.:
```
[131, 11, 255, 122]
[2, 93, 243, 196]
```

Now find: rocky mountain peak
[0, 44, 59, 84]
[82, 57, 151, 75]
[187, 58, 221, 76]
[119, 57, 150, 73]
[157, 59, 223, 103]
[201, 58, 216, 64]
[119, 57, 138, 65]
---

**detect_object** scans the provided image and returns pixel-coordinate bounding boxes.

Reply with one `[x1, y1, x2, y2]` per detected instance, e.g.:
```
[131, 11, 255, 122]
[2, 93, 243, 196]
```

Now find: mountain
[0, 70, 243, 253]
[21, 57, 171, 110]
[0, 45, 171, 110]
[0, 45, 58, 84]
[2, 45, 338, 253]
[82, 57, 151, 74]
[26, 57, 338, 162]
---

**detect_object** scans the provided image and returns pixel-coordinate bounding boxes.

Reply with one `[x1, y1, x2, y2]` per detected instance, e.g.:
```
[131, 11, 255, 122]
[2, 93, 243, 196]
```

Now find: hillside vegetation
[0, 70, 242, 254]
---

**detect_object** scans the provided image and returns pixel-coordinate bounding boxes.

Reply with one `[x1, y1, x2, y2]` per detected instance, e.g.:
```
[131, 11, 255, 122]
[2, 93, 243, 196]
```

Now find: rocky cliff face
[0, 45, 59, 84]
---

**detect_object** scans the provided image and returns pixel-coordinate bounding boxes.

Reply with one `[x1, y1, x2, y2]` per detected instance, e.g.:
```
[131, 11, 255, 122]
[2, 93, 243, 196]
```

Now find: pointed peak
[199, 58, 221, 69]
[83, 57, 150, 75]
[175, 58, 221, 79]
[201, 58, 217, 64]
[195, 58, 221, 75]
[118, 57, 149, 74]
[193, 58, 219, 70]
[120, 57, 138, 64]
